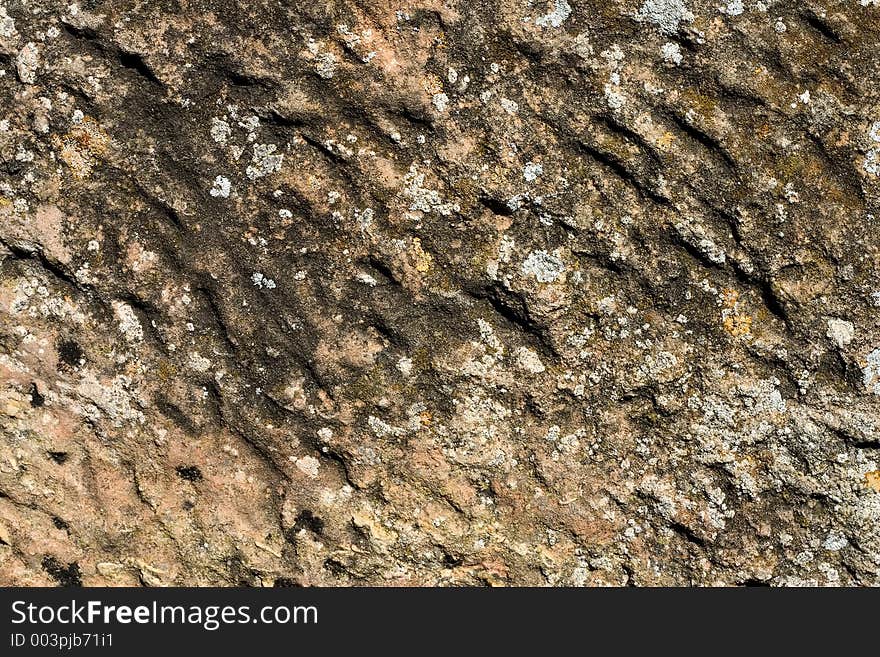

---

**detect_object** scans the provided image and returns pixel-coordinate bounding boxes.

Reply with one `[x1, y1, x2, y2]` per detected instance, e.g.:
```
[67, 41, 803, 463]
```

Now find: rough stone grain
[1, 0, 880, 586]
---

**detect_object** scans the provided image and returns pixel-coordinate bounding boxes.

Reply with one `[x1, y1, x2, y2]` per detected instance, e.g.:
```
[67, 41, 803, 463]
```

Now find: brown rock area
[1, 0, 880, 586]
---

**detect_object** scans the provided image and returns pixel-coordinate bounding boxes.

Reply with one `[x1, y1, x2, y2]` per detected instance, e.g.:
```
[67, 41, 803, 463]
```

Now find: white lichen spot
[251, 272, 276, 289]
[315, 52, 337, 79]
[397, 356, 414, 377]
[112, 301, 143, 342]
[827, 318, 854, 348]
[635, 0, 694, 34]
[476, 318, 505, 358]
[870, 122, 880, 143]
[355, 207, 374, 232]
[516, 347, 546, 374]
[209, 175, 231, 198]
[189, 352, 212, 373]
[500, 97, 519, 115]
[210, 117, 231, 143]
[16, 42, 39, 84]
[75, 373, 144, 426]
[721, 0, 744, 16]
[862, 348, 880, 395]
[604, 86, 626, 109]
[521, 249, 565, 283]
[761, 382, 787, 413]
[604, 70, 627, 109]
[368, 415, 405, 438]
[294, 455, 320, 478]
[238, 115, 260, 134]
[402, 164, 458, 215]
[700, 237, 727, 264]
[523, 161, 543, 182]
[499, 235, 515, 263]
[660, 41, 683, 65]
[356, 271, 378, 286]
[0, 4, 16, 38]
[572, 32, 594, 58]
[674, 218, 727, 264]
[865, 149, 880, 176]
[535, 0, 572, 28]
[15, 145, 34, 162]
[601, 43, 625, 65]
[823, 530, 848, 551]
[432, 92, 449, 112]
[75, 263, 94, 284]
[246, 143, 283, 180]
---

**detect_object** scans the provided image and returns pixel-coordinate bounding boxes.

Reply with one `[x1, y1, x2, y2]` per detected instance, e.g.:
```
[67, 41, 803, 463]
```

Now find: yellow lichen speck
[53, 116, 110, 179]
[412, 237, 432, 273]
[656, 131, 675, 151]
[721, 288, 753, 337]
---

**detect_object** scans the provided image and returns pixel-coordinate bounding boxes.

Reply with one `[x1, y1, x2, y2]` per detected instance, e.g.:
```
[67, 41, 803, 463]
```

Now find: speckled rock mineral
[1, 0, 880, 587]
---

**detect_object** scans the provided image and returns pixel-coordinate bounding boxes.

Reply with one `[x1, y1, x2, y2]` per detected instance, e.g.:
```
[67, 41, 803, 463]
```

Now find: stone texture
[1, 0, 879, 586]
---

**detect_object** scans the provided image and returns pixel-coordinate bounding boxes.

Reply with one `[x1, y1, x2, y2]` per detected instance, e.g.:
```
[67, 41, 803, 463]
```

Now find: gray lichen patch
[521, 250, 566, 283]
[827, 318, 854, 348]
[0, 4, 16, 38]
[402, 164, 459, 216]
[209, 175, 232, 198]
[634, 0, 695, 34]
[863, 349, 880, 395]
[246, 144, 283, 180]
[315, 52, 338, 79]
[535, 0, 572, 28]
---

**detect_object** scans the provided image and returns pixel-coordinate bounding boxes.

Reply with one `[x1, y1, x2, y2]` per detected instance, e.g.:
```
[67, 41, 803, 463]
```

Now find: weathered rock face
[1, 0, 879, 587]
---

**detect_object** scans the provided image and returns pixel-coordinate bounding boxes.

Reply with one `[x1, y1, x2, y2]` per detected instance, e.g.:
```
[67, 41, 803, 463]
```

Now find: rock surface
[1, 0, 880, 586]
